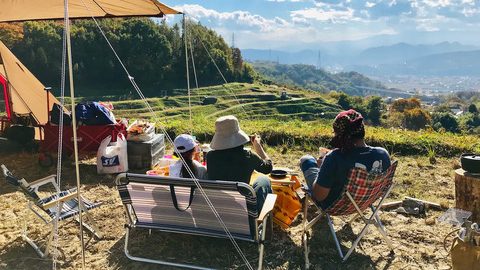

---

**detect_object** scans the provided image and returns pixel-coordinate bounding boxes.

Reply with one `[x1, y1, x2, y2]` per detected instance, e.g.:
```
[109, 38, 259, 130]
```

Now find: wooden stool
[455, 169, 480, 223]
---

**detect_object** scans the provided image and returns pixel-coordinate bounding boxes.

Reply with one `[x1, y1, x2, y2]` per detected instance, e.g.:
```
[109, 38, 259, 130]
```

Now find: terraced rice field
[109, 83, 342, 121]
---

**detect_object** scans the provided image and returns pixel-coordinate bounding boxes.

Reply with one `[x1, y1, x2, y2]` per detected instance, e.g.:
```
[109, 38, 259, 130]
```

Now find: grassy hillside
[110, 83, 341, 121]
[251, 61, 391, 96]
[99, 83, 480, 157]
[164, 117, 479, 157]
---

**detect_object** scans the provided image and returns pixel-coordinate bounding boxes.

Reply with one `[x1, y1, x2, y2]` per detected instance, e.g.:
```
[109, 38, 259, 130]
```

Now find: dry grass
[0, 149, 458, 270]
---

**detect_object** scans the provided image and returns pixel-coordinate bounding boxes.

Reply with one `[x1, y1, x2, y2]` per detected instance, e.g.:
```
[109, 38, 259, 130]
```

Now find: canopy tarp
[0, 0, 180, 22]
[0, 41, 60, 125]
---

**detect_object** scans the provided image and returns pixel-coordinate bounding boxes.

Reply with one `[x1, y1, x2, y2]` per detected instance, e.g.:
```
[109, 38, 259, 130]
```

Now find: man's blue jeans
[252, 175, 273, 211]
[299, 155, 319, 190]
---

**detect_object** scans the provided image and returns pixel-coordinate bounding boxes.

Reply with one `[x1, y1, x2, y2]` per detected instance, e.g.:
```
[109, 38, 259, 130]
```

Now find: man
[207, 115, 273, 210]
[300, 109, 391, 209]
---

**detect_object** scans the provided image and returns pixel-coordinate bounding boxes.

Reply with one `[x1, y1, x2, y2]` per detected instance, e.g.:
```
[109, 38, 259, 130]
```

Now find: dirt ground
[0, 149, 461, 270]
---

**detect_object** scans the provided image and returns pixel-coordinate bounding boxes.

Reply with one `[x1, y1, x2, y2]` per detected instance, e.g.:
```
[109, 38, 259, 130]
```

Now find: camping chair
[1, 164, 102, 258]
[116, 173, 277, 270]
[302, 161, 398, 267]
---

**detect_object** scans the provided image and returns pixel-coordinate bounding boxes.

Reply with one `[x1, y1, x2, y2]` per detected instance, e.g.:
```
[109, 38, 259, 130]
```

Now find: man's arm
[311, 153, 335, 202]
[312, 184, 330, 202]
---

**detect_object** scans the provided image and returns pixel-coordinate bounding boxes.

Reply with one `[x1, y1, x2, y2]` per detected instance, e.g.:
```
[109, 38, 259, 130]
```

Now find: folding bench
[302, 161, 398, 267]
[116, 173, 277, 270]
[1, 164, 102, 258]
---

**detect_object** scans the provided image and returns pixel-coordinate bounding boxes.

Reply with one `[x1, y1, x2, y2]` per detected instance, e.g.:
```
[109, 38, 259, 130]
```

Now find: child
[170, 134, 208, 179]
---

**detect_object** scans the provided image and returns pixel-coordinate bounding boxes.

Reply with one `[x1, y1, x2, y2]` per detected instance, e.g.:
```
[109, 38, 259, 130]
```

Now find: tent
[0, 0, 179, 22]
[0, 40, 60, 125]
[0, 0, 180, 127]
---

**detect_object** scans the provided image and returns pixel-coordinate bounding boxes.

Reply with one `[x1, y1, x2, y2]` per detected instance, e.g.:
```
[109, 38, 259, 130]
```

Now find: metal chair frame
[116, 173, 277, 270]
[1, 165, 102, 258]
[302, 164, 396, 268]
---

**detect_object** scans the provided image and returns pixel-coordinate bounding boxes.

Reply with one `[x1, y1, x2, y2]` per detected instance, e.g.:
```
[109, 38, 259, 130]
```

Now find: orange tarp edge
[0, 0, 180, 23]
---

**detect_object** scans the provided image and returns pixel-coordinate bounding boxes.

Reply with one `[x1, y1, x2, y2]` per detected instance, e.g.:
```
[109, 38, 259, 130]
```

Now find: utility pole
[231, 32, 235, 48]
[316, 50, 321, 70]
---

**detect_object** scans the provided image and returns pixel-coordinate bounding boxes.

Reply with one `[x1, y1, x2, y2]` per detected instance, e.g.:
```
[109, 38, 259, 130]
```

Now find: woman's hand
[250, 134, 261, 148]
[250, 134, 269, 160]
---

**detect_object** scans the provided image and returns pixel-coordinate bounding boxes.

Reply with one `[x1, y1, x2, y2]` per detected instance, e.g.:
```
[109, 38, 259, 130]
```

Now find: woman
[170, 134, 208, 179]
[207, 115, 273, 210]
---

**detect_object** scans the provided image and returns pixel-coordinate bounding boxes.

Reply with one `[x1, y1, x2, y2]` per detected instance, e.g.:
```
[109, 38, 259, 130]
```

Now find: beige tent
[0, 0, 180, 22]
[0, 40, 60, 125]
[0, 0, 180, 125]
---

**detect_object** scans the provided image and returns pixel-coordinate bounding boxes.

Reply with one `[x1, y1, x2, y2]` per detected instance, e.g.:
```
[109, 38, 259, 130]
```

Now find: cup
[319, 147, 330, 159]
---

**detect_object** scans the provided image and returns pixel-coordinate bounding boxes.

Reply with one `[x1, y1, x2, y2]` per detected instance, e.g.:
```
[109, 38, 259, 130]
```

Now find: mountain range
[350, 50, 480, 77]
[243, 42, 480, 76]
[251, 61, 415, 98]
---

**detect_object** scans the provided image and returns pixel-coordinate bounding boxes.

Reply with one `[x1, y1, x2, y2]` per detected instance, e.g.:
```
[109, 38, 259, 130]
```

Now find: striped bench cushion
[120, 182, 254, 240]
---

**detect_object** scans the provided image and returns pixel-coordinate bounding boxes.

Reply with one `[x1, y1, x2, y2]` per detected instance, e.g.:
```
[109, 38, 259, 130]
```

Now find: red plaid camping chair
[302, 161, 398, 267]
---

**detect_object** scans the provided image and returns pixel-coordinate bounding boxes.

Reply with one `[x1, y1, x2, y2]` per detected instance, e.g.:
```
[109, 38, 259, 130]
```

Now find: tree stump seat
[455, 169, 480, 223]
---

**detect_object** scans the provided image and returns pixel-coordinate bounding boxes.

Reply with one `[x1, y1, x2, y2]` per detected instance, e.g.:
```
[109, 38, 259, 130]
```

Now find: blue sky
[161, 0, 480, 50]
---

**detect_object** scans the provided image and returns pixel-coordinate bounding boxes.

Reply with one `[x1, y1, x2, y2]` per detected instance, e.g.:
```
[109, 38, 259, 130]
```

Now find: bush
[390, 98, 421, 113]
[432, 112, 459, 133]
[458, 112, 480, 133]
[404, 108, 432, 130]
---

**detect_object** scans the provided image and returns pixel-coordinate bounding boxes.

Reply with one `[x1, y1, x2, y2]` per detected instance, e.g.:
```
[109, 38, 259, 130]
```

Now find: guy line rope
[52, 5, 69, 270]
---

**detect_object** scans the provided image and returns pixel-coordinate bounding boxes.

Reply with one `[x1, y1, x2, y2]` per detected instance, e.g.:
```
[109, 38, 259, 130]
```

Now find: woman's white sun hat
[210, 115, 250, 150]
[174, 134, 197, 153]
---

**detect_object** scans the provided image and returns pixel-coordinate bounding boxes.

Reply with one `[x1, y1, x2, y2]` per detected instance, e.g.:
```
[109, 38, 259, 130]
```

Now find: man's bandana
[330, 109, 365, 151]
[333, 109, 364, 137]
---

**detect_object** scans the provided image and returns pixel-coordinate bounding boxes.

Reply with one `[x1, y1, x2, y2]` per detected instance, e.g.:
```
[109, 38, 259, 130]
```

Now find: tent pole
[64, 0, 86, 269]
[0, 75, 11, 120]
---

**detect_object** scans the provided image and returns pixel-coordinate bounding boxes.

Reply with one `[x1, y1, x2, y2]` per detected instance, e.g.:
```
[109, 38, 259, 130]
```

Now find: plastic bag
[97, 134, 128, 174]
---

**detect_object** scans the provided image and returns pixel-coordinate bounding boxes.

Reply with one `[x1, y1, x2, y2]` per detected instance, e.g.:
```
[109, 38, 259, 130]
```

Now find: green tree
[432, 112, 459, 133]
[337, 93, 351, 110]
[241, 63, 256, 83]
[366, 96, 383, 125]
[14, 21, 63, 85]
[9, 18, 249, 95]
[468, 103, 478, 114]
[458, 113, 480, 133]
[0, 22, 23, 48]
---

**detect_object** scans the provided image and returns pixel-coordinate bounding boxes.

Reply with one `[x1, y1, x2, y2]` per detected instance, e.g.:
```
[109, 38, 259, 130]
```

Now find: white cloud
[171, 3, 399, 49]
[291, 6, 359, 23]
[174, 4, 290, 32]
[423, 0, 452, 8]
[168, 1, 480, 49]
[462, 6, 480, 17]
